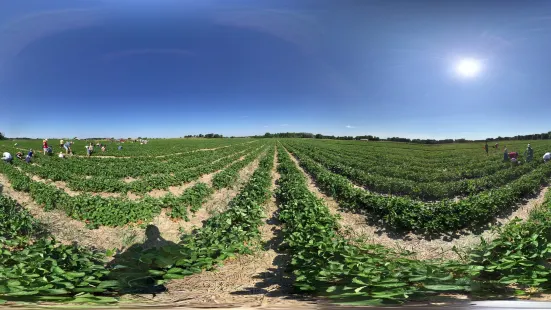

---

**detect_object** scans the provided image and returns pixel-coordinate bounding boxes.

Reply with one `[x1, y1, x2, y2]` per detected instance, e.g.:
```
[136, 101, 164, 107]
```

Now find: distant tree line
[3, 130, 551, 143]
[255, 132, 381, 141]
[183, 133, 224, 138]
[484, 132, 551, 142]
[255, 131, 551, 144]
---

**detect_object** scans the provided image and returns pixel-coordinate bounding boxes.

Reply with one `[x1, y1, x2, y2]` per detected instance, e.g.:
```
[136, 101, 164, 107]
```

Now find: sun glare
[455, 58, 482, 78]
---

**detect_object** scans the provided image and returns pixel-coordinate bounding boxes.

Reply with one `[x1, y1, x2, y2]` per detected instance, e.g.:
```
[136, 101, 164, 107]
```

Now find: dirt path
[152, 150, 268, 243]
[0, 174, 142, 251]
[156, 147, 311, 307]
[283, 147, 550, 261]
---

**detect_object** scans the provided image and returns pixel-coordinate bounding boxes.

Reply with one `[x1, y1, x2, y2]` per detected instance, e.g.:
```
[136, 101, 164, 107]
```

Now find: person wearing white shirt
[544, 152, 551, 163]
[2, 152, 13, 163]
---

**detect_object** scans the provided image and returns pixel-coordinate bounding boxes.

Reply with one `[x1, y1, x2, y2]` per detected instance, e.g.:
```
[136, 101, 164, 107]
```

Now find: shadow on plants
[108, 225, 177, 295]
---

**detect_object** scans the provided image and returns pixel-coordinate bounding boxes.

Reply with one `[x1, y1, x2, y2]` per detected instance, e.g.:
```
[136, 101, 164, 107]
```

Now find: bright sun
[455, 58, 482, 78]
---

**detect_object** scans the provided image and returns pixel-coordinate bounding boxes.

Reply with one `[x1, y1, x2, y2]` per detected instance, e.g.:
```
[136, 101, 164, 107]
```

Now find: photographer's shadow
[108, 225, 178, 294]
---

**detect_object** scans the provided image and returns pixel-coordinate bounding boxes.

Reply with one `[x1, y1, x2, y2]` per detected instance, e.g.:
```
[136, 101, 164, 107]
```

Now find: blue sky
[1, 0, 551, 139]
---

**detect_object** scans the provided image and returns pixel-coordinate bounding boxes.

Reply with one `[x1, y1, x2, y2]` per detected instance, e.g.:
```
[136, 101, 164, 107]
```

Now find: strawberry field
[1, 138, 551, 306]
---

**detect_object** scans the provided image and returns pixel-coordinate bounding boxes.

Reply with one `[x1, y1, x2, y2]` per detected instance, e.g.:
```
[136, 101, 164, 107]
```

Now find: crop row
[15, 144, 263, 194]
[274, 145, 472, 304]
[110, 146, 276, 288]
[4, 138, 256, 158]
[289, 143, 543, 200]
[294, 142, 510, 182]
[211, 147, 265, 189]
[468, 189, 551, 291]
[0, 145, 267, 228]
[283, 144, 551, 235]
[298, 139, 499, 165]
[289, 141, 520, 183]
[164, 183, 214, 220]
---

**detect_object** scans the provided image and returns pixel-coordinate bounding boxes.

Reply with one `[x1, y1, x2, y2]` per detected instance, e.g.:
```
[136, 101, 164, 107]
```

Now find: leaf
[65, 272, 86, 279]
[148, 270, 166, 276]
[5, 290, 39, 296]
[321, 284, 339, 293]
[163, 273, 188, 280]
[423, 285, 469, 291]
[39, 288, 69, 295]
[334, 299, 386, 306]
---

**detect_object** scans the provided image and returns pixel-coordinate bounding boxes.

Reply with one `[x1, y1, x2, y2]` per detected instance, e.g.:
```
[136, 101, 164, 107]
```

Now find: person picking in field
[59, 139, 64, 148]
[2, 152, 13, 164]
[503, 146, 508, 161]
[101, 145, 106, 152]
[508, 151, 519, 166]
[484, 142, 489, 155]
[42, 139, 49, 155]
[58, 152, 65, 159]
[63, 141, 73, 155]
[544, 152, 551, 163]
[524, 144, 534, 162]
[25, 149, 33, 163]
[16, 151, 23, 160]
[86, 143, 94, 157]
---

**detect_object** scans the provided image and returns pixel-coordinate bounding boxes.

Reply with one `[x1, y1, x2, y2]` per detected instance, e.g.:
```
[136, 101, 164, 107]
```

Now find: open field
[2, 138, 551, 306]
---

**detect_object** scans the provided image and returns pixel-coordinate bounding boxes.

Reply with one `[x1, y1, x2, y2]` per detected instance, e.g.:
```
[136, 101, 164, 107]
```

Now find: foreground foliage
[0, 195, 117, 303]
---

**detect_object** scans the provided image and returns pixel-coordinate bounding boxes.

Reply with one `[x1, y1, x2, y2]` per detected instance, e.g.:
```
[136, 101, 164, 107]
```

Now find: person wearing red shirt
[42, 139, 49, 155]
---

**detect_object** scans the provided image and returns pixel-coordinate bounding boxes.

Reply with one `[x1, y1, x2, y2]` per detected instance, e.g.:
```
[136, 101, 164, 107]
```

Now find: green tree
[0, 132, 5, 140]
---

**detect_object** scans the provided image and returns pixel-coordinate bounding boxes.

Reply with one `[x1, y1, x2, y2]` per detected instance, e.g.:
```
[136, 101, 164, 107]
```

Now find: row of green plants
[283, 144, 551, 235]
[0, 145, 265, 227]
[308, 144, 510, 182]
[296, 139, 503, 166]
[290, 141, 513, 183]
[0, 194, 118, 303]
[1, 162, 162, 228]
[211, 148, 265, 189]
[15, 144, 262, 193]
[166, 183, 213, 220]
[292, 139, 551, 183]
[467, 189, 551, 294]
[110, 146, 276, 291]
[274, 145, 473, 305]
[5, 138, 257, 158]
[307, 138, 551, 164]
[122, 146, 266, 194]
[290, 144, 543, 200]
[277, 143, 551, 303]
[0, 145, 274, 302]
